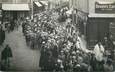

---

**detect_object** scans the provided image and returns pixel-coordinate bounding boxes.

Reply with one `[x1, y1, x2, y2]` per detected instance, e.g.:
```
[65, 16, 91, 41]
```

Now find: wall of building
[0, 0, 1, 3]
[69, 0, 115, 14]
[69, 0, 88, 13]
[2, 0, 31, 3]
[87, 0, 115, 47]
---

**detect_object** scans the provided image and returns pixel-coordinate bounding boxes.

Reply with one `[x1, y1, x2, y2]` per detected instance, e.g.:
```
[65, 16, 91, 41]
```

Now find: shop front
[2, 4, 30, 21]
[87, 0, 115, 48]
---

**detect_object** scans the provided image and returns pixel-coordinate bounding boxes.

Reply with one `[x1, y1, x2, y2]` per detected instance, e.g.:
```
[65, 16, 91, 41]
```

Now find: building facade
[68, 0, 115, 48]
[69, 0, 88, 13]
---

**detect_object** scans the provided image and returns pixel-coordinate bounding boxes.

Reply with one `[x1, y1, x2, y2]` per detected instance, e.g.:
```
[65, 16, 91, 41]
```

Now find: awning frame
[2, 4, 30, 11]
[34, 2, 42, 7]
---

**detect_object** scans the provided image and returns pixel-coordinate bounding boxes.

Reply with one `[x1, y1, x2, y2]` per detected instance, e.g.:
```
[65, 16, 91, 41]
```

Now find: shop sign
[95, 2, 115, 13]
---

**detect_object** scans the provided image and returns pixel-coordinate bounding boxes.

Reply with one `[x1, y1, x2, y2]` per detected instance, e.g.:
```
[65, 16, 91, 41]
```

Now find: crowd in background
[22, 8, 115, 72]
[2, 16, 22, 33]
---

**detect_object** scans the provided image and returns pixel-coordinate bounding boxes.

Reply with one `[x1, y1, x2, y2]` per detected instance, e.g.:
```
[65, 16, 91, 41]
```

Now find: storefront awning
[34, 2, 42, 7]
[2, 4, 30, 11]
[88, 14, 115, 18]
[96, 1, 114, 4]
[40, 1, 48, 6]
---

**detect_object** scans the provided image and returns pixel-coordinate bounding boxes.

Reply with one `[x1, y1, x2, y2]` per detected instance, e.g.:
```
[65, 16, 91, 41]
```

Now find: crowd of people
[22, 8, 115, 72]
[22, 9, 67, 49]
[2, 17, 21, 33]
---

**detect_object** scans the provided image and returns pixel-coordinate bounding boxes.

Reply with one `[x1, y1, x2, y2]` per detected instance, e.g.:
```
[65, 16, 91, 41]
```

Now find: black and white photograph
[0, 0, 115, 72]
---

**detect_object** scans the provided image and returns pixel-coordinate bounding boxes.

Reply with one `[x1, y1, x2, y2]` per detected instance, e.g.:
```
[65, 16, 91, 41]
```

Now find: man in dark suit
[1, 44, 13, 70]
[0, 26, 5, 45]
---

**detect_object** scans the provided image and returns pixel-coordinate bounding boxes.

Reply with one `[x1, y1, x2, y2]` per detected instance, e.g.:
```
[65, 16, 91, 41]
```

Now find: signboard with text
[95, 2, 115, 13]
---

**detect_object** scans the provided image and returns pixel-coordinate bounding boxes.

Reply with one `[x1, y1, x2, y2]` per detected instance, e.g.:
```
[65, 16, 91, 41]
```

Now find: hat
[57, 59, 62, 63]
[42, 41, 45, 44]
[72, 51, 76, 55]
[106, 59, 112, 65]
[76, 50, 80, 53]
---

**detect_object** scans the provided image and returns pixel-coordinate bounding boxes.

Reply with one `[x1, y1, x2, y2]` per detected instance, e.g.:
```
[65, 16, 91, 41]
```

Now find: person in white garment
[94, 41, 105, 61]
[93, 41, 105, 71]
[76, 33, 92, 53]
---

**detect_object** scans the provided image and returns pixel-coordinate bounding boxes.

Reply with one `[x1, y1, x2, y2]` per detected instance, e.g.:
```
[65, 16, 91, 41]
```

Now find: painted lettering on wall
[95, 2, 115, 13]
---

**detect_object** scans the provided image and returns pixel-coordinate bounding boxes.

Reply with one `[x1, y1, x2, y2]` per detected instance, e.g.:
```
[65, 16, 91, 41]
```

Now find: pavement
[2, 26, 41, 71]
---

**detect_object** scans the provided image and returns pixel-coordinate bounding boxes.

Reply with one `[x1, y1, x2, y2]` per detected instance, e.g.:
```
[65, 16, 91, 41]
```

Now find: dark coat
[1, 45, 13, 60]
[39, 47, 49, 68]
[0, 29, 5, 45]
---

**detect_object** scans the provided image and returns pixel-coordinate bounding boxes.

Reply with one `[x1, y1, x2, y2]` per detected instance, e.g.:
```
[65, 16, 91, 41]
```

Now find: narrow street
[3, 26, 40, 71]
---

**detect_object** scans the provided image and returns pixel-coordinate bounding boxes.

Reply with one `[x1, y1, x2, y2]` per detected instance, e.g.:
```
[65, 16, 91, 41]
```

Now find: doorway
[86, 18, 112, 48]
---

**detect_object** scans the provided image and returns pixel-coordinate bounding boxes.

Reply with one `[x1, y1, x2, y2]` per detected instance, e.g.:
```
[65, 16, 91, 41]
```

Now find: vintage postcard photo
[0, 0, 115, 72]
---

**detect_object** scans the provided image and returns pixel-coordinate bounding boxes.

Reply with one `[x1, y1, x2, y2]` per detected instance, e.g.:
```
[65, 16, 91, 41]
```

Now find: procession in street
[0, 0, 115, 72]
